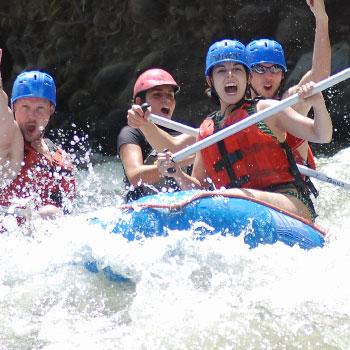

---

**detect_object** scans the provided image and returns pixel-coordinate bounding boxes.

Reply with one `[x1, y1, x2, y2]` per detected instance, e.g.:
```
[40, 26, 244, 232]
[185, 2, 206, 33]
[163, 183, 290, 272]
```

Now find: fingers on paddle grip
[167, 166, 177, 174]
[141, 103, 150, 112]
[164, 150, 177, 174]
[158, 148, 176, 174]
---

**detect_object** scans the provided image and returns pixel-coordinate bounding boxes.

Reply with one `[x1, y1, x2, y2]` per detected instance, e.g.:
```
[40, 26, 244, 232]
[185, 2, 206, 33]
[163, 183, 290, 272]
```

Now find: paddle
[148, 113, 199, 137]
[171, 67, 350, 162]
[297, 165, 350, 190]
[149, 113, 350, 189]
[144, 68, 350, 190]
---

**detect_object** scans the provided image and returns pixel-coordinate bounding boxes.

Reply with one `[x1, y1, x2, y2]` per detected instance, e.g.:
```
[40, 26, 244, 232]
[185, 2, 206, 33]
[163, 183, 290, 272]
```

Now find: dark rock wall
[0, 0, 349, 155]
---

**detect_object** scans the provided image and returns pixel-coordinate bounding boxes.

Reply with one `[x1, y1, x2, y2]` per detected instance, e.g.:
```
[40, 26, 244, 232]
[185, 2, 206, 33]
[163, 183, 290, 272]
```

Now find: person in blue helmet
[157, 39, 332, 223]
[246, 0, 330, 190]
[0, 53, 76, 220]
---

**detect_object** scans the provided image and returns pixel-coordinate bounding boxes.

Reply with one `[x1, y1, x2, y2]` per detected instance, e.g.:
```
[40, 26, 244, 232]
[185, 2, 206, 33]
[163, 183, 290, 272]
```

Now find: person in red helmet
[117, 68, 192, 202]
[0, 49, 76, 221]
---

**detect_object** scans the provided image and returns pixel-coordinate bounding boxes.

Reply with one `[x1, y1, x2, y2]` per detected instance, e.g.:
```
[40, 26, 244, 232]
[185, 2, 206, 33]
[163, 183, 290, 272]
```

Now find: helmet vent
[11, 71, 56, 106]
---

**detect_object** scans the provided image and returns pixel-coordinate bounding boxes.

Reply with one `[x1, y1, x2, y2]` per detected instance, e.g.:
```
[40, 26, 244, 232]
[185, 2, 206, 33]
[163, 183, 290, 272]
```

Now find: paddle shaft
[149, 114, 350, 190]
[148, 113, 199, 137]
[147, 69, 350, 190]
[298, 165, 350, 190]
[171, 67, 350, 162]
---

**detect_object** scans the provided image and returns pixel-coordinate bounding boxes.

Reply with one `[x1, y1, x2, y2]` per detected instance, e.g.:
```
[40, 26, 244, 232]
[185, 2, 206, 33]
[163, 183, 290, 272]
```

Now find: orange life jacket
[198, 103, 296, 190]
[0, 141, 76, 209]
[286, 133, 316, 170]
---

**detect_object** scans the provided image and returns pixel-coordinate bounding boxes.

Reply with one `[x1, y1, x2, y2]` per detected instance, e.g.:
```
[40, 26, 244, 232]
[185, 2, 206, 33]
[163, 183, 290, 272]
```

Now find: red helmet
[133, 68, 179, 98]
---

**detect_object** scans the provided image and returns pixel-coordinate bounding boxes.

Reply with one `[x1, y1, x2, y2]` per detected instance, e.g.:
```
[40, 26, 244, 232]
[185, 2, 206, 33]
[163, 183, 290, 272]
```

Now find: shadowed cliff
[0, 0, 349, 156]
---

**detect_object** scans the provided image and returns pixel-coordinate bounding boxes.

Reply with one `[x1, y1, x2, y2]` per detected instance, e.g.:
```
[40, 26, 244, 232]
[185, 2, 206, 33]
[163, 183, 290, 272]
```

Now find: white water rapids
[0, 147, 349, 350]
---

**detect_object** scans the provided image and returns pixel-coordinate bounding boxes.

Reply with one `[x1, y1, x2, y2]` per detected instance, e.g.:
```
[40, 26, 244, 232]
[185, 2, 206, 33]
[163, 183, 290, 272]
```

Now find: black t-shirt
[117, 126, 153, 161]
[117, 125, 182, 202]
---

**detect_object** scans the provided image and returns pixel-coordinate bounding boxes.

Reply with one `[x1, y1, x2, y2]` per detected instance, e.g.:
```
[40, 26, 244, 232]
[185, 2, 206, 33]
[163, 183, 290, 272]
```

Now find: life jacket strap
[213, 149, 243, 171]
[215, 140, 250, 188]
[280, 141, 318, 218]
[304, 176, 319, 198]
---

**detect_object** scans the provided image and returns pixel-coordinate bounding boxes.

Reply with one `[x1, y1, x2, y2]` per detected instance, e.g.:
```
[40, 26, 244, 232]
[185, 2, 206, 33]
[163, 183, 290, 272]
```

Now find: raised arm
[284, 0, 330, 112]
[0, 49, 16, 147]
[0, 49, 23, 183]
[305, 0, 331, 82]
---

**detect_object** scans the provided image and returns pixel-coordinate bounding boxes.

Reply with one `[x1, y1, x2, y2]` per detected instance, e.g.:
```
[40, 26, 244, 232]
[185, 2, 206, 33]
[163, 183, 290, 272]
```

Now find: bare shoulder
[256, 98, 278, 111]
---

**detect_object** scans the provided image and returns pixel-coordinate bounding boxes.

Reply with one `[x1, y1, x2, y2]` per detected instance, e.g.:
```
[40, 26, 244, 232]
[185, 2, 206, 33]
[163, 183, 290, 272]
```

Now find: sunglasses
[251, 64, 284, 74]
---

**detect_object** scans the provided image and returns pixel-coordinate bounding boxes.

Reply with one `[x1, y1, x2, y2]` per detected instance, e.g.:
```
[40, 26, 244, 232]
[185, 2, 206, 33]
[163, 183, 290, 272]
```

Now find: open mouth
[263, 84, 273, 91]
[27, 125, 36, 133]
[224, 83, 238, 94]
[160, 107, 170, 115]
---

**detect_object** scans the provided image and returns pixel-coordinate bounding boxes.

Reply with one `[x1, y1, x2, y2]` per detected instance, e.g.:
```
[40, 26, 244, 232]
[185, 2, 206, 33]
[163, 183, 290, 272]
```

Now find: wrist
[315, 13, 328, 24]
[139, 120, 157, 134]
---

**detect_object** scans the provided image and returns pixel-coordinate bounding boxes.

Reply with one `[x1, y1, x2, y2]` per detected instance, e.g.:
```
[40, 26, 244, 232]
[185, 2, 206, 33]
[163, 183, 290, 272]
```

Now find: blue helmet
[11, 70, 56, 106]
[205, 39, 248, 76]
[246, 39, 287, 72]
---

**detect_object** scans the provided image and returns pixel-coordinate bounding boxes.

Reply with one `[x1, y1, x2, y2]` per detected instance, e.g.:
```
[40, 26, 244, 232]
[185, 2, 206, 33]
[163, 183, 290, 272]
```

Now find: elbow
[322, 66, 331, 79]
[324, 134, 333, 144]
[124, 169, 141, 187]
[127, 175, 142, 187]
[320, 70, 331, 81]
[324, 124, 333, 143]
[311, 67, 331, 83]
[319, 131, 333, 144]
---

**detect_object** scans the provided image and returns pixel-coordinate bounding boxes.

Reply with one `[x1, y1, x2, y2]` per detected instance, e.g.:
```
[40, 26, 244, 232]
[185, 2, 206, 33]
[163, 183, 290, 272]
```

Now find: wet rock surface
[0, 0, 349, 155]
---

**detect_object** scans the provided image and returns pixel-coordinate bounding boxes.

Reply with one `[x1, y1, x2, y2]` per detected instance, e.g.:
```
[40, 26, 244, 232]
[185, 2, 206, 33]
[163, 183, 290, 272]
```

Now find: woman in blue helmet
[0, 55, 76, 220]
[157, 39, 332, 222]
[246, 0, 330, 184]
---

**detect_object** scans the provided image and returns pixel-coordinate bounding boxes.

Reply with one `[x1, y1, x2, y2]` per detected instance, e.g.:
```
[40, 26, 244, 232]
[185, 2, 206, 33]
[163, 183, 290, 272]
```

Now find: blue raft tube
[86, 190, 326, 281]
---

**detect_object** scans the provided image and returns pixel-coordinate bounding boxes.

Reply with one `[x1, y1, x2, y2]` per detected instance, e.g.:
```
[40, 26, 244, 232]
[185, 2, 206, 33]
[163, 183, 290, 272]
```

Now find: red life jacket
[286, 133, 316, 170]
[0, 141, 76, 209]
[198, 103, 296, 190]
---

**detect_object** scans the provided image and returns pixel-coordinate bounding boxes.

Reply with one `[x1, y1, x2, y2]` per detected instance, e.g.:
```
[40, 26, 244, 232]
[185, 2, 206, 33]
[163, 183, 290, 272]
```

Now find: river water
[0, 147, 349, 350]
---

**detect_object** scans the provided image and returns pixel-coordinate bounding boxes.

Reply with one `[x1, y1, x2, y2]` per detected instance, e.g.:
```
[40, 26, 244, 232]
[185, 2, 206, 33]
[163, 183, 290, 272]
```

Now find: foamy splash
[0, 148, 349, 349]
